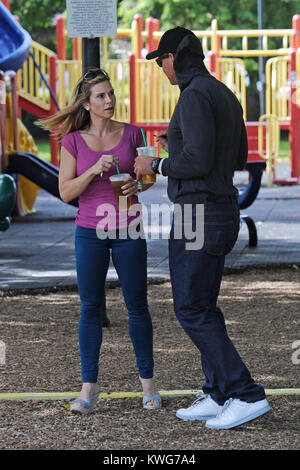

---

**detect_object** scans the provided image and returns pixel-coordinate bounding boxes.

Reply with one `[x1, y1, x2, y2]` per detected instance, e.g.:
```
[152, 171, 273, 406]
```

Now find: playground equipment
[258, 114, 280, 187]
[0, 1, 80, 231]
[0, 173, 16, 231]
[0, 0, 31, 229]
[53, 14, 300, 183]
[0, 1, 31, 72]
[0, 2, 40, 227]
[0, 70, 78, 222]
[5, 7, 299, 181]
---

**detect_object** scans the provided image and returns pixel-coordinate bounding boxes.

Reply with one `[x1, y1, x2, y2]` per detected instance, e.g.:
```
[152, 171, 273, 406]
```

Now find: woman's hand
[121, 176, 140, 197]
[90, 154, 118, 176]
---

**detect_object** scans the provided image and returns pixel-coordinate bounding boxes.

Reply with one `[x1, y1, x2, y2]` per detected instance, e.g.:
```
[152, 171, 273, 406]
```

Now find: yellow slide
[6, 116, 40, 215]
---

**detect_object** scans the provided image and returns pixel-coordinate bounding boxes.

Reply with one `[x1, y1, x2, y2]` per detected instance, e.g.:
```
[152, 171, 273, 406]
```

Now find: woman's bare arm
[59, 147, 114, 203]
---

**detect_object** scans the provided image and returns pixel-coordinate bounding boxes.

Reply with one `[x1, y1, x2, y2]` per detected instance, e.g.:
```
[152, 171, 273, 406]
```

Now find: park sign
[66, 0, 117, 38]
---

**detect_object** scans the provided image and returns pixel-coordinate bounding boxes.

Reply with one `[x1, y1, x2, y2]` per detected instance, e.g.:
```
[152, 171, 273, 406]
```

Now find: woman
[38, 68, 161, 414]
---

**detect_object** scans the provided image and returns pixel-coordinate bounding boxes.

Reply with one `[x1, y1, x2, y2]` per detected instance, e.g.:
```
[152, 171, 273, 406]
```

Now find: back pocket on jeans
[204, 219, 238, 256]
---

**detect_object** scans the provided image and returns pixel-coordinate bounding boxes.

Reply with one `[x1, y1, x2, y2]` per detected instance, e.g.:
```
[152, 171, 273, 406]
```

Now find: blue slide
[0, 2, 31, 72]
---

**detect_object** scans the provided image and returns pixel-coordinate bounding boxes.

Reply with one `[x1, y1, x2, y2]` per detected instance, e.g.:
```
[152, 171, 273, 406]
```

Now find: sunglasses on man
[155, 53, 170, 67]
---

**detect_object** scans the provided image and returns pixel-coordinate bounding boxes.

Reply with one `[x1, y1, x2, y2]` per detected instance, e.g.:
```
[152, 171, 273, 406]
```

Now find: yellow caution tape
[0, 388, 299, 400]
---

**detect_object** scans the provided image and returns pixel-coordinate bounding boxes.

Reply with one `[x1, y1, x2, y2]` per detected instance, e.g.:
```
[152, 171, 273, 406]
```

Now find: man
[134, 27, 270, 429]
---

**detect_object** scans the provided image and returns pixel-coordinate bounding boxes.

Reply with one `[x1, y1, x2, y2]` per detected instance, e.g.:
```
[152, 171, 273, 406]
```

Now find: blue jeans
[169, 196, 266, 405]
[75, 225, 154, 383]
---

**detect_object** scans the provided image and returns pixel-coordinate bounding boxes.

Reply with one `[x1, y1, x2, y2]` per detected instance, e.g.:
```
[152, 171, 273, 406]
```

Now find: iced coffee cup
[109, 173, 131, 211]
[136, 146, 157, 187]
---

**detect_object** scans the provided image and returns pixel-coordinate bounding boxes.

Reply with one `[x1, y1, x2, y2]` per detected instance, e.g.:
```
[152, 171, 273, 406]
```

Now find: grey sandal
[142, 393, 162, 410]
[70, 383, 100, 415]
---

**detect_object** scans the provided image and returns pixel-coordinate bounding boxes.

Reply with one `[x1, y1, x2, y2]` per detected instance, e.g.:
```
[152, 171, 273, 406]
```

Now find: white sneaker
[205, 398, 270, 429]
[176, 395, 223, 421]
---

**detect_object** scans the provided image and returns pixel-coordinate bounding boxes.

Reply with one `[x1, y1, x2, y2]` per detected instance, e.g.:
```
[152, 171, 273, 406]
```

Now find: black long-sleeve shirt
[161, 35, 248, 204]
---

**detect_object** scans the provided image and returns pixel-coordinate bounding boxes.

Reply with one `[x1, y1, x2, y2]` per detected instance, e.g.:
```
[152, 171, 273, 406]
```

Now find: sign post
[82, 37, 100, 74]
[66, 0, 117, 73]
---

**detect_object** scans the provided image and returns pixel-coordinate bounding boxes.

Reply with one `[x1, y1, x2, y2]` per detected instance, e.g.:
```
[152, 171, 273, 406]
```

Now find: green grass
[36, 139, 51, 163]
[278, 139, 290, 161]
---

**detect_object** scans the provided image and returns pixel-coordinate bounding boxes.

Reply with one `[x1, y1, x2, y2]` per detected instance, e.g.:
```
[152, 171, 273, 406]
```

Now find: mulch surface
[0, 267, 299, 451]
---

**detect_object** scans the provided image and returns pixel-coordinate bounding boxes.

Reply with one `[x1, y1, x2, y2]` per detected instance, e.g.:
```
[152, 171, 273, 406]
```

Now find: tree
[10, 1, 299, 42]
[117, 0, 299, 30]
[10, 0, 65, 34]
[9, 0, 65, 48]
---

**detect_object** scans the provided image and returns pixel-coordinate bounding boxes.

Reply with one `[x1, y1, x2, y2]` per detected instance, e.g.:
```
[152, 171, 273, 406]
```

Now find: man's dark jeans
[169, 196, 266, 405]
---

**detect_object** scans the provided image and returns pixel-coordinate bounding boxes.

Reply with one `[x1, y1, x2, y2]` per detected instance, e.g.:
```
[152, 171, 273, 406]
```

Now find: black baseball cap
[146, 26, 196, 60]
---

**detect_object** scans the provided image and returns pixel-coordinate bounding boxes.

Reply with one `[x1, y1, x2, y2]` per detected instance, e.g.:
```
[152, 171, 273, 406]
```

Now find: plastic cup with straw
[109, 161, 131, 210]
[136, 129, 157, 185]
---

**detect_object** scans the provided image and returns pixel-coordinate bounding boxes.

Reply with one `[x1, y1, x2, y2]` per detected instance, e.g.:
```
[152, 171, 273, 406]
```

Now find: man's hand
[155, 131, 168, 152]
[134, 156, 154, 180]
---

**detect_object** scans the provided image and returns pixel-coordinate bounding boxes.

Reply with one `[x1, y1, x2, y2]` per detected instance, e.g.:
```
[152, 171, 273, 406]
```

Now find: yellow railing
[55, 57, 178, 124]
[16, 24, 299, 124]
[265, 56, 290, 121]
[17, 41, 54, 111]
[135, 59, 179, 123]
[258, 114, 280, 186]
[56, 59, 131, 120]
[55, 57, 247, 124]
[218, 28, 292, 57]
[134, 58, 247, 123]
[218, 58, 247, 119]
[152, 22, 293, 58]
[56, 60, 82, 110]
[54, 58, 178, 123]
[103, 60, 130, 121]
[65, 17, 295, 59]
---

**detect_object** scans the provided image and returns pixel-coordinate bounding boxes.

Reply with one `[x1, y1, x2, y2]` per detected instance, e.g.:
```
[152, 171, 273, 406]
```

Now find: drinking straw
[115, 161, 121, 176]
[141, 128, 151, 156]
[141, 128, 148, 147]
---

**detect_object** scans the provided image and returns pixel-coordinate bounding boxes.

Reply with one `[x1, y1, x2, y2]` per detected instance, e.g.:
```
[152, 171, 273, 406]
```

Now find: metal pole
[82, 37, 100, 74]
[258, 0, 266, 115]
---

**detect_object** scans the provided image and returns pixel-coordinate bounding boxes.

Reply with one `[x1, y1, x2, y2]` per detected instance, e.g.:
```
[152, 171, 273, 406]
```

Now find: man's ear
[169, 53, 175, 63]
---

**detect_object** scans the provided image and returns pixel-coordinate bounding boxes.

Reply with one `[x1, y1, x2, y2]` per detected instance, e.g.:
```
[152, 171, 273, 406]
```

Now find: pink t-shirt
[61, 123, 144, 230]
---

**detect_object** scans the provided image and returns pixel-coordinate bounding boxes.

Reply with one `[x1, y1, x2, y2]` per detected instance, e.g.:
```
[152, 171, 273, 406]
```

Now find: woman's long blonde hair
[36, 68, 111, 144]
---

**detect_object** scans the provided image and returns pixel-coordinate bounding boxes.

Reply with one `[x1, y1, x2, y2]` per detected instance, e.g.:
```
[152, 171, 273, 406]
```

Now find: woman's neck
[86, 117, 113, 137]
